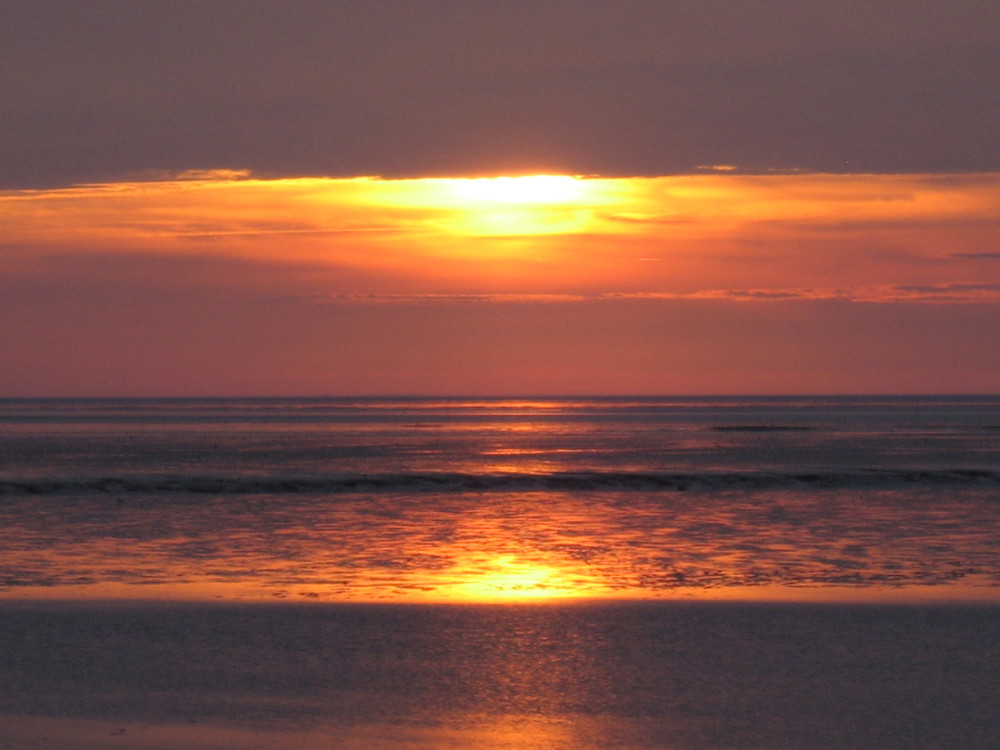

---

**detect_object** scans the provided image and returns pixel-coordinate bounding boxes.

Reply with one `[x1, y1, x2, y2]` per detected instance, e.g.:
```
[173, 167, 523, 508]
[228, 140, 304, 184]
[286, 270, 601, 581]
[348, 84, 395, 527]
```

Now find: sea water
[1, 397, 999, 749]
[1, 396, 998, 601]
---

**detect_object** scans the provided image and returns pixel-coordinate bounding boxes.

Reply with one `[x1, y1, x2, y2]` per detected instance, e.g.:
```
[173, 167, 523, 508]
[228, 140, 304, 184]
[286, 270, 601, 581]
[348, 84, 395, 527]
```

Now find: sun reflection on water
[439, 555, 592, 602]
[4, 477, 1000, 605]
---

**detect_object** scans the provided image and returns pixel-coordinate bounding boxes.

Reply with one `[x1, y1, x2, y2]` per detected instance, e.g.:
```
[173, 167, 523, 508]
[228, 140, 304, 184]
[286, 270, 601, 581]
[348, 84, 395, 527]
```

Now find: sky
[2, 0, 998, 396]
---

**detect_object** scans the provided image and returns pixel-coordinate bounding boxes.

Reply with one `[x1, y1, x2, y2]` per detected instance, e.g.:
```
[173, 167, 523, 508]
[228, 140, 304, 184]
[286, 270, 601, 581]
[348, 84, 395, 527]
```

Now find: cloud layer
[4, 172, 999, 302]
[2, 172, 999, 395]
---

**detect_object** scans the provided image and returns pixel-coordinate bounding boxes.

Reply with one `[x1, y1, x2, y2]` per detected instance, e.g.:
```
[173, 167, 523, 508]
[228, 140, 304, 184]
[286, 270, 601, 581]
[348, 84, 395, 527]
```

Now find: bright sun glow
[441, 175, 597, 235]
[349, 174, 610, 237]
[451, 175, 586, 204]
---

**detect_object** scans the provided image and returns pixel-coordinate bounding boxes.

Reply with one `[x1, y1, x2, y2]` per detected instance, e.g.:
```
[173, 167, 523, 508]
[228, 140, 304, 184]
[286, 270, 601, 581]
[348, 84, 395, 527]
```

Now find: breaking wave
[2, 469, 999, 496]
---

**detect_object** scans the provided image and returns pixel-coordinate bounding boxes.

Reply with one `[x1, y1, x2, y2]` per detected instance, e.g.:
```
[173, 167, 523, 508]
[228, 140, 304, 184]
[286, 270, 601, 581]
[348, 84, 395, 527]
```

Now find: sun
[444, 175, 595, 235]
[348, 173, 622, 237]
[451, 175, 586, 204]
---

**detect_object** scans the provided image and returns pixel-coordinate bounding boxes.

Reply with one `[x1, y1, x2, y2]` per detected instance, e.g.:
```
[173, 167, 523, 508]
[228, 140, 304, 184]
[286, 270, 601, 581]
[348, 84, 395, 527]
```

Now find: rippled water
[1, 396, 998, 602]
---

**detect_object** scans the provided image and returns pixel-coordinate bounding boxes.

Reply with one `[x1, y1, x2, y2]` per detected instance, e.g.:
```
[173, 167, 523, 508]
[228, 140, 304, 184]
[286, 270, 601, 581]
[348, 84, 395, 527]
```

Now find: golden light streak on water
[431, 555, 595, 602]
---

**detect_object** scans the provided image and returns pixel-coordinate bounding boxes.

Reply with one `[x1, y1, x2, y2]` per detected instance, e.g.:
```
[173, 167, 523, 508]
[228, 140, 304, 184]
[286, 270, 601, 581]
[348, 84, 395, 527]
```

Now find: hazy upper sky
[4, 0, 999, 186]
[2, 1, 998, 395]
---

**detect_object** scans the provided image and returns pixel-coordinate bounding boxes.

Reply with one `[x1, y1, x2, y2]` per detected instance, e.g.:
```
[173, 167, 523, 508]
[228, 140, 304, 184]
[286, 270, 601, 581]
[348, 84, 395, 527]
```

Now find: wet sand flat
[2, 600, 998, 749]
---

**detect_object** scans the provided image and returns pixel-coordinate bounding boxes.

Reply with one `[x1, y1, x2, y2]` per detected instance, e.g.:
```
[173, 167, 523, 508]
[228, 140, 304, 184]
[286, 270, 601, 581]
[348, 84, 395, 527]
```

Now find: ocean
[1, 396, 998, 748]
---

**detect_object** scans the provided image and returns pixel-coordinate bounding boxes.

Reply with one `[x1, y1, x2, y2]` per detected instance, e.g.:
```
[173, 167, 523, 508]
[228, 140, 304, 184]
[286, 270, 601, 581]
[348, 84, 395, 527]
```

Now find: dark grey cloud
[2, 1, 999, 188]
[895, 283, 1000, 294]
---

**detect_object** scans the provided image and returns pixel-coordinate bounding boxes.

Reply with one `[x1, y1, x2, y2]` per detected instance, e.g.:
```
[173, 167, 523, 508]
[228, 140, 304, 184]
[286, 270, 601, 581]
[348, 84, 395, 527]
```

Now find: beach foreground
[2, 600, 997, 750]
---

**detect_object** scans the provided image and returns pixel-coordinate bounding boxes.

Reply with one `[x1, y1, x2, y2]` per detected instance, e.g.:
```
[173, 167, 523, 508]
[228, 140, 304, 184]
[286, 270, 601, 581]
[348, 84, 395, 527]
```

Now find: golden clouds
[2, 171, 999, 301]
